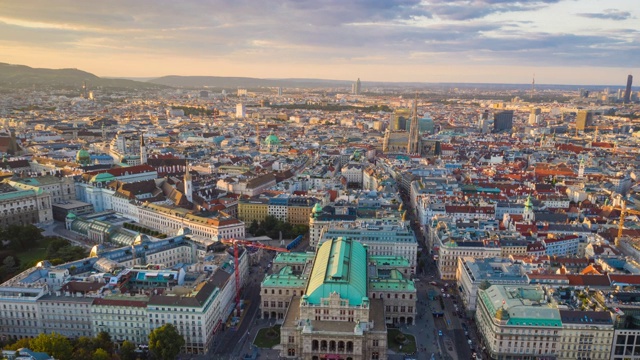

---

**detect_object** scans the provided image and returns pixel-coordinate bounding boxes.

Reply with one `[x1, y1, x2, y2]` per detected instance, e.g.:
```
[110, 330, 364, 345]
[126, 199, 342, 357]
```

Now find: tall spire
[407, 92, 420, 154]
[184, 161, 193, 203]
[139, 133, 147, 165]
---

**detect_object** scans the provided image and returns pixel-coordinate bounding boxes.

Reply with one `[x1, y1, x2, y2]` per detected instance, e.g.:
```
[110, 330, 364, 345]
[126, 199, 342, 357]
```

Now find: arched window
[312, 340, 319, 351]
[329, 340, 336, 352]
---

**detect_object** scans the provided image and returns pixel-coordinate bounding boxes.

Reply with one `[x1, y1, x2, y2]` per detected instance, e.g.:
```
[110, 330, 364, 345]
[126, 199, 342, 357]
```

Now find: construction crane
[220, 238, 289, 316]
[603, 201, 640, 245]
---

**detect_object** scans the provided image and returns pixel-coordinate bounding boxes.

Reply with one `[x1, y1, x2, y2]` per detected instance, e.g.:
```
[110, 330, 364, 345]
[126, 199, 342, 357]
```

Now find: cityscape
[0, 1, 640, 360]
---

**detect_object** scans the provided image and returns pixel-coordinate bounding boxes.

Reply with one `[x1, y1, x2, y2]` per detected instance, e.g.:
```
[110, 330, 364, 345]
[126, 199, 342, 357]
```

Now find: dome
[264, 132, 280, 145]
[76, 148, 91, 165]
[312, 202, 323, 214]
[66, 212, 77, 220]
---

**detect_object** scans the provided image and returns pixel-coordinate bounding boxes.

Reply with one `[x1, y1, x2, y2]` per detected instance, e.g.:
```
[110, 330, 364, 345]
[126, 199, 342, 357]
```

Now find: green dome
[312, 202, 323, 213]
[76, 148, 91, 165]
[66, 212, 77, 220]
[264, 133, 280, 145]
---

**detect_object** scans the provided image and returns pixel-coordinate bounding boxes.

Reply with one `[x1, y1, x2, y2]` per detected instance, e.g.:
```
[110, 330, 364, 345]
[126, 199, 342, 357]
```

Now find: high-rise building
[277, 87, 283, 96]
[407, 94, 420, 154]
[236, 103, 246, 118]
[576, 110, 593, 131]
[493, 110, 514, 132]
[390, 108, 410, 130]
[528, 108, 541, 125]
[355, 78, 361, 95]
[624, 75, 633, 104]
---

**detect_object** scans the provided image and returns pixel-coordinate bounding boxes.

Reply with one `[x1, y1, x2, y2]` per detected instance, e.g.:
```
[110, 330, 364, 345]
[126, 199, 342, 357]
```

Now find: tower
[523, 194, 535, 223]
[382, 128, 390, 153]
[139, 133, 147, 165]
[355, 78, 361, 95]
[236, 103, 245, 118]
[531, 73, 535, 99]
[101, 123, 106, 139]
[578, 156, 585, 178]
[624, 75, 633, 104]
[407, 93, 420, 154]
[255, 124, 260, 145]
[184, 163, 193, 203]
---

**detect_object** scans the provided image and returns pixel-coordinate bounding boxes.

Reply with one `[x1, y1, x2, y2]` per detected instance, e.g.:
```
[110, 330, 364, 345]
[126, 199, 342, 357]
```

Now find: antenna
[531, 73, 535, 99]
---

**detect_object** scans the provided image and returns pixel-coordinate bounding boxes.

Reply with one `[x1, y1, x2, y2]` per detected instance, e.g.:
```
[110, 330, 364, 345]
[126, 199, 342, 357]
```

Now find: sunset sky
[0, 0, 638, 85]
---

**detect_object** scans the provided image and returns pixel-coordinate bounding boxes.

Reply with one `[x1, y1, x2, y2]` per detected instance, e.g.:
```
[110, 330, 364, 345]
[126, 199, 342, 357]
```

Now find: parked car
[438, 330, 443, 336]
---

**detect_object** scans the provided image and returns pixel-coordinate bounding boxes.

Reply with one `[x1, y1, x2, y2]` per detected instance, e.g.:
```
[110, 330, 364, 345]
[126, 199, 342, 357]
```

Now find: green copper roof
[479, 285, 562, 327]
[264, 133, 280, 145]
[305, 237, 368, 306]
[90, 172, 116, 183]
[262, 266, 308, 287]
[274, 252, 314, 264]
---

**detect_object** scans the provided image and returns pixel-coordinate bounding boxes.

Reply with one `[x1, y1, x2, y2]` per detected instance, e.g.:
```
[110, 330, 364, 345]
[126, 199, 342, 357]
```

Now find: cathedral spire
[407, 92, 420, 155]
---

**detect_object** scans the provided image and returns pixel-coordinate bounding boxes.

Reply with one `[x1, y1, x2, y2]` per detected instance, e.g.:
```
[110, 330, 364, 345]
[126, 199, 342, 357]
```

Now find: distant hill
[148, 75, 353, 88]
[0, 63, 166, 89]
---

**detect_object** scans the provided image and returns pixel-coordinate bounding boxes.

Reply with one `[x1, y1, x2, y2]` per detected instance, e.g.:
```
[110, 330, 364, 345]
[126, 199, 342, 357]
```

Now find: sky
[0, 0, 638, 85]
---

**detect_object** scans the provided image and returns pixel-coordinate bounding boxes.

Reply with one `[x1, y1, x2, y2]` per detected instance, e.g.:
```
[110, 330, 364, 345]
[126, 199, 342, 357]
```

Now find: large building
[238, 195, 320, 225]
[624, 74, 633, 104]
[0, 182, 53, 226]
[278, 237, 392, 360]
[476, 285, 614, 360]
[576, 110, 594, 131]
[493, 111, 514, 133]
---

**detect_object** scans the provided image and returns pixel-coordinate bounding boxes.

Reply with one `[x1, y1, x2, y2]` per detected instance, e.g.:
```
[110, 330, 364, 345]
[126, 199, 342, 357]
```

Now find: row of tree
[247, 215, 309, 240]
[0, 224, 44, 251]
[2, 324, 185, 360]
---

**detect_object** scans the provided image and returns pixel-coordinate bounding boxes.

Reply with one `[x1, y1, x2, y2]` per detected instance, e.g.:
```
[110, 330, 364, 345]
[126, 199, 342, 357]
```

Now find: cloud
[577, 9, 632, 21]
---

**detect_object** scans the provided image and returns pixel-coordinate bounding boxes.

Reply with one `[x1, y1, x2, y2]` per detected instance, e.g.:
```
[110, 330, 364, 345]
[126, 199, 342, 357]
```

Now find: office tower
[391, 108, 410, 131]
[576, 110, 593, 131]
[236, 103, 246, 118]
[277, 87, 283, 96]
[493, 110, 514, 132]
[407, 94, 420, 154]
[199, 91, 209, 98]
[624, 75, 633, 104]
[528, 108, 541, 125]
[355, 78, 361, 95]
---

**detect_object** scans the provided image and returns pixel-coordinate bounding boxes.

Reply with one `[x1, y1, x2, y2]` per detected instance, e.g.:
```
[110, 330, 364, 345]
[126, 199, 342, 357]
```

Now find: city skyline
[0, 0, 638, 85]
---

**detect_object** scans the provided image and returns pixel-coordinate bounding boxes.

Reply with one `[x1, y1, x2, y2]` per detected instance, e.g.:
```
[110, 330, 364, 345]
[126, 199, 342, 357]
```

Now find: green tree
[30, 332, 73, 360]
[72, 336, 96, 360]
[92, 348, 110, 360]
[93, 331, 114, 355]
[119, 341, 136, 360]
[149, 324, 185, 360]
[4, 337, 31, 350]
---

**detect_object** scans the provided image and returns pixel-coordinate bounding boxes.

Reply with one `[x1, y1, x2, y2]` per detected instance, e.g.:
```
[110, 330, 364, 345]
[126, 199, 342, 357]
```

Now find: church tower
[139, 133, 148, 165]
[407, 93, 420, 154]
[578, 156, 585, 178]
[382, 128, 390, 153]
[184, 163, 193, 203]
[523, 194, 535, 223]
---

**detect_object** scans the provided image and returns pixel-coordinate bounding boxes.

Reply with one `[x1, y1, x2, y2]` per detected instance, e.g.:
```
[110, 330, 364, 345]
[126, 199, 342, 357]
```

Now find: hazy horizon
[1, 0, 638, 86]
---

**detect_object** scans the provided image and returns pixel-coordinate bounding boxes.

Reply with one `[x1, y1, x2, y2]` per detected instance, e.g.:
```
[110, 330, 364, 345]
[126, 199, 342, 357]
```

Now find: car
[430, 281, 438, 286]
[438, 330, 443, 336]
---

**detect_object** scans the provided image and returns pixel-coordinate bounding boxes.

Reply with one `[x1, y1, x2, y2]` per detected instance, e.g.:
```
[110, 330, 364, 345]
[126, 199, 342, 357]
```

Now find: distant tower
[382, 128, 390, 153]
[277, 87, 283, 96]
[523, 195, 535, 223]
[184, 163, 193, 203]
[530, 74, 535, 99]
[82, 81, 87, 99]
[255, 124, 260, 145]
[139, 133, 147, 165]
[101, 123, 106, 139]
[236, 103, 246, 118]
[624, 75, 633, 104]
[355, 78, 361, 95]
[407, 93, 420, 154]
[578, 156, 585, 178]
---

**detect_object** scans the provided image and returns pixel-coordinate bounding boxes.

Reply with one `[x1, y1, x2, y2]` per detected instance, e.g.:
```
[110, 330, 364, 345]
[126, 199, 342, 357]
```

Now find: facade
[137, 202, 245, 240]
[476, 285, 614, 360]
[38, 295, 94, 338]
[612, 329, 640, 359]
[576, 111, 594, 131]
[92, 296, 149, 345]
[279, 237, 388, 360]
[493, 111, 514, 133]
[0, 182, 53, 226]
[8, 175, 75, 204]
[239, 195, 319, 225]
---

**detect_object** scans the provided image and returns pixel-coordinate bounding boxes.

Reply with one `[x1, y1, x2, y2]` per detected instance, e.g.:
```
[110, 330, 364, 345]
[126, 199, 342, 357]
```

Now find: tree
[72, 336, 96, 360]
[119, 341, 136, 360]
[4, 337, 31, 351]
[92, 348, 110, 360]
[30, 332, 73, 360]
[149, 324, 185, 360]
[93, 331, 114, 355]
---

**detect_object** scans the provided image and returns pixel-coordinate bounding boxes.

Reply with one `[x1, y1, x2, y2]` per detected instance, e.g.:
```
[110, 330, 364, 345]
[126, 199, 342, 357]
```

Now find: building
[92, 295, 149, 345]
[236, 103, 246, 118]
[51, 200, 94, 221]
[493, 111, 514, 133]
[0, 182, 53, 226]
[456, 257, 528, 311]
[237, 195, 319, 225]
[576, 111, 593, 131]
[279, 237, 389, 360]
[624, 75, 633, 104]
[319, 220, 418, 271]
[475, 285, 614, 360]
[8, 175, 75, 204]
